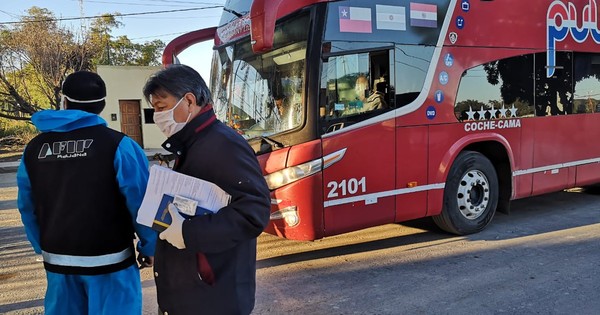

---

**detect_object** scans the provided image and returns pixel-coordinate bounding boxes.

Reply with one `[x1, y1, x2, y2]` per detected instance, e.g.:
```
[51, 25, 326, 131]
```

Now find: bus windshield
[210, 14, 310, 140]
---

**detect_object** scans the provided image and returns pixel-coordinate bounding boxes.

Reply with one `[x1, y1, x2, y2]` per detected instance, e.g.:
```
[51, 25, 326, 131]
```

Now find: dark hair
[142, 64, 212, 107]
[62, 71, 106, 114]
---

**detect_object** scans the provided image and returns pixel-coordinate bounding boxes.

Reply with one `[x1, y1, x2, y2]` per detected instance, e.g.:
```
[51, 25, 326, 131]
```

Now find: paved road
[1, 171, 600, 314]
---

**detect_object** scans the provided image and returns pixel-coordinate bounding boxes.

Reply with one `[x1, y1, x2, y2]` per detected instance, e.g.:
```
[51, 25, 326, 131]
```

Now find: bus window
[394, 44, 433, 107]
[455, 54, 535, 121]
[574, 53, 600, 113]
[210, 14, 310, 140]
[455, 51, 600, 120]
[534, 52, 573, 116]
[320, 49, 392, 134]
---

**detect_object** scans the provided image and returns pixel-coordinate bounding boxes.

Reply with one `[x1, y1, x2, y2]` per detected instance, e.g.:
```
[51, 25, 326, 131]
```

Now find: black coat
[154, 106, 271, 315]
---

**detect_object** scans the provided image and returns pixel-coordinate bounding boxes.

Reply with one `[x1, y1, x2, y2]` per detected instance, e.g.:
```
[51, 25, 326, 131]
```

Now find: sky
[0, 0, 226, 79]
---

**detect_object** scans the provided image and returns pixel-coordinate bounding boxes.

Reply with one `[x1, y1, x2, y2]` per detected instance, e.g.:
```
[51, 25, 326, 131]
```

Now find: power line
[72, 0, 223, 5]
[0, 10, 20, 19]
[138, 0, 223, 4]
[0, 6, 223, 25]
[126, 14, 221, 20]
[129, 31, 187, 40]
[70, 1, 197, 8]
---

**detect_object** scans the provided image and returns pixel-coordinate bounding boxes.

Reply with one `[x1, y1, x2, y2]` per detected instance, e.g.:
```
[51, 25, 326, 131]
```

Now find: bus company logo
[547, 0, 600, 77]
[38, 139, 93, 159]
[449, 32, 458, 44]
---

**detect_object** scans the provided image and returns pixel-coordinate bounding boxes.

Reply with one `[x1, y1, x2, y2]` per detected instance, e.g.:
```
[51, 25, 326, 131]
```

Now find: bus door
[319, 48, 396, 237]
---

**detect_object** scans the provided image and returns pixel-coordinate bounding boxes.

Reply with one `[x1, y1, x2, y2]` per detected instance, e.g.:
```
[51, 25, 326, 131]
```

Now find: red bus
[163, 0, 600, 240]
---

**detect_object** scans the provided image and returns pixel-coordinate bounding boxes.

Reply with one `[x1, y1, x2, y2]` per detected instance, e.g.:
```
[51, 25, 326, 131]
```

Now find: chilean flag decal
[410, 2, 437, 28]
[339, 6, 373, 33]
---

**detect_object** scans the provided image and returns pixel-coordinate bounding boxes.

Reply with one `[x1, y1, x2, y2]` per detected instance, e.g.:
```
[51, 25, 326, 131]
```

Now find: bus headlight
[264, 159, 322, 190]
[263, 148, 347, 190]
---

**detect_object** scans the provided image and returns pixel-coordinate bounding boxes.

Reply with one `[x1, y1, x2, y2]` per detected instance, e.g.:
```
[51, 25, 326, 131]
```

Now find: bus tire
[433, 151, 498, 235]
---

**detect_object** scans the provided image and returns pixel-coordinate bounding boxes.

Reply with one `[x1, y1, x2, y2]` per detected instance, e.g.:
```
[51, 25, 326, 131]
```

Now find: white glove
[159, 204, 186, 249]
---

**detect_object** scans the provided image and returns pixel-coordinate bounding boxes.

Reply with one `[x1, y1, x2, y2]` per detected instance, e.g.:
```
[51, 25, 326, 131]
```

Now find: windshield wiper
[223, 8, 246, 18]
[258, 136, 284, 153]
[260, 136, 284, 149]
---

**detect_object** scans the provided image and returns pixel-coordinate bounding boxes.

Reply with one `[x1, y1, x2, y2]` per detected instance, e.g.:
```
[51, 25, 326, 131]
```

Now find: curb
[0, 162, 20, 174]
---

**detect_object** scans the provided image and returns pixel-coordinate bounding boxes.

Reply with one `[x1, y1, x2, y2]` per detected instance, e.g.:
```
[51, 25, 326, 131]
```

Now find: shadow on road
[258, 228, 454, 269]
[258, 189, 600, 269]
[0, 298, 44, 314]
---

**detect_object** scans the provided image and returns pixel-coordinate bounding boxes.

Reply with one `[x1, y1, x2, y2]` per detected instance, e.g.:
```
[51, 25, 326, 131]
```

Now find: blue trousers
[45, 264, 142, 315]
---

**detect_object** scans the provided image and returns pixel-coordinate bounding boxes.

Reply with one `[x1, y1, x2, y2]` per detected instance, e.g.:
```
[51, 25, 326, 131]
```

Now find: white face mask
[153, 97, 192, 137]
[60, 94, 106, 110]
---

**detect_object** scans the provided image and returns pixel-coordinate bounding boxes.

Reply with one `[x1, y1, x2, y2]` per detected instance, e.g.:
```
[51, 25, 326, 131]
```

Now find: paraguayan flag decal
[410, 2, 438, 28]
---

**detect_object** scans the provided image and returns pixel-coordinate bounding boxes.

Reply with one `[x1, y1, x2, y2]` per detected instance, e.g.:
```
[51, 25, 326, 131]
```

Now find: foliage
[0, 7, 165, 121]
[0, 117, 38, 143]
[107, 37, 164, 66]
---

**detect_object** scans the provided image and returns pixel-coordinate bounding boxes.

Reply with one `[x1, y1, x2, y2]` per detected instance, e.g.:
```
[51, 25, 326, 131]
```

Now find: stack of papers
[136, 165, 231, 231]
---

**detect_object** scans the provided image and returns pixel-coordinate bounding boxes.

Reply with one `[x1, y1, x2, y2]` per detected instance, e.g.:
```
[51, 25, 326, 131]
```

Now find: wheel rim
[456, 170, 490, 220]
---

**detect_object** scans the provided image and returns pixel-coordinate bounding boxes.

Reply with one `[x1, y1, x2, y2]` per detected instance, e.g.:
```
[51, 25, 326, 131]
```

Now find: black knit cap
[62, 71, 107, 114]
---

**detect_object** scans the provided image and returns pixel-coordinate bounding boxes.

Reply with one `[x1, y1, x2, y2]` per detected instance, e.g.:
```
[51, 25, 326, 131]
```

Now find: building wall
[97, 65, 165, 149]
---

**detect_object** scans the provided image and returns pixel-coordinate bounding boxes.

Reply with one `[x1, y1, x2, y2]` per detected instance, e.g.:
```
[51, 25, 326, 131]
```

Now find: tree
[0, 7, 164, 121]
[107, 37, 164, 66]
[84, 14, 164, 66]
[0, 7, 81, 120]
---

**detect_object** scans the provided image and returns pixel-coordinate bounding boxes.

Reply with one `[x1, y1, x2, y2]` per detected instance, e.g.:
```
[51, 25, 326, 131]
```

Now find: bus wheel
[433, 151, 499, 235]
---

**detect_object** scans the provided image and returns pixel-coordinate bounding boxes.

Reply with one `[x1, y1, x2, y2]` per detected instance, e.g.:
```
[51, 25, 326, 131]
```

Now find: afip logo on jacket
[38, 139, 94, 159]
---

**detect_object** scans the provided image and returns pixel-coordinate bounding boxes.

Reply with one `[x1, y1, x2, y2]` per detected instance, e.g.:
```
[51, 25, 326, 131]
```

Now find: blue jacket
[17, 109, 156, 257]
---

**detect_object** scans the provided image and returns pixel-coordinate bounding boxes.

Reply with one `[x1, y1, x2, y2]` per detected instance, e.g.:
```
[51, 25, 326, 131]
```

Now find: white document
[136, 165, 231, 228]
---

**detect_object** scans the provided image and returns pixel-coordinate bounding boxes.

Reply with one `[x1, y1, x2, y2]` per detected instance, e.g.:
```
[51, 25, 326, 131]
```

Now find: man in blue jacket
[17, 71, 156, 315]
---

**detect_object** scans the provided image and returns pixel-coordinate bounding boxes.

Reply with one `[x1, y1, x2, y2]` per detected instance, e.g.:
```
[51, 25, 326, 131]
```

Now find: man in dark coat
[143, 64, 271, 315]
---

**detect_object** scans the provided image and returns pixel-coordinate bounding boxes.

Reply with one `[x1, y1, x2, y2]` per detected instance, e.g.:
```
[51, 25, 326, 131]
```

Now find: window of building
[143, 108, 155, 124]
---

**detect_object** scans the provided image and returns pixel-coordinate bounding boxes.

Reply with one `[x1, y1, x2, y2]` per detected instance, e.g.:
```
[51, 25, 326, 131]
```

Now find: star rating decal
[498, 106, 508, 118]
[465, 105, 518, 121]
[466, 106, 476, 120]
[509, 105, 518, 117]
[477, 106, 487, 120]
